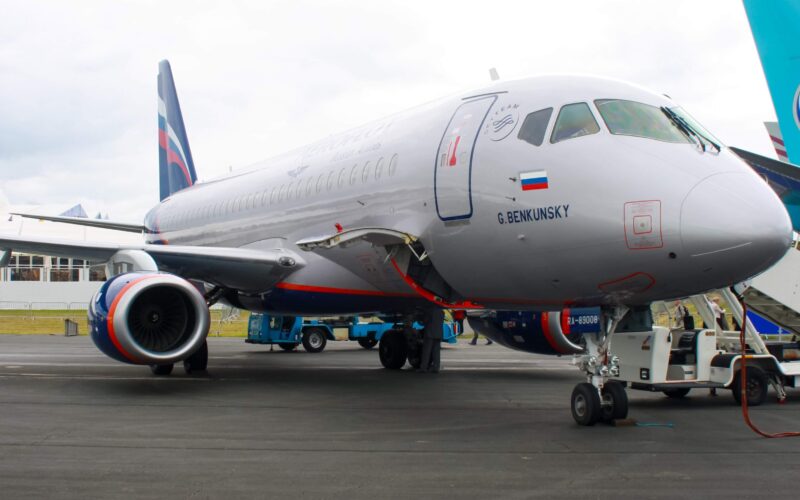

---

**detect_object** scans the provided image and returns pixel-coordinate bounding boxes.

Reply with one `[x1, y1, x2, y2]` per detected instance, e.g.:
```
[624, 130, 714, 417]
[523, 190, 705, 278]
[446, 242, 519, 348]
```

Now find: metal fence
[0, 301, 250, 336]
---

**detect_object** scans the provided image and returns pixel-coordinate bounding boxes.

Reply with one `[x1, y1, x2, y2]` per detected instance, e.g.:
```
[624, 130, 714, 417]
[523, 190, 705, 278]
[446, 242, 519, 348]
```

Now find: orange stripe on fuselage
[275, 282, 416, 298]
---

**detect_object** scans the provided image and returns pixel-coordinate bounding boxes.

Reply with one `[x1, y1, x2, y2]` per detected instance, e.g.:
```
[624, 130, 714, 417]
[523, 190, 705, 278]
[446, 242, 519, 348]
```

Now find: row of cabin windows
[161, 154, 399, 230]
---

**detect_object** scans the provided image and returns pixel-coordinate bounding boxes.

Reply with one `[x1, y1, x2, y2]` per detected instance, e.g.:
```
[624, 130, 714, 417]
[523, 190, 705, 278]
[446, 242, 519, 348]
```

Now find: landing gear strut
[570, 306, 630, 426]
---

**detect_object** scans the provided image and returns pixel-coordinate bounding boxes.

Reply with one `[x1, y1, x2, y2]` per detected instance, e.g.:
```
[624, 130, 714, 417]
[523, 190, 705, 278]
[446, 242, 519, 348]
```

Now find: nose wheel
[571, 306, 630, 426]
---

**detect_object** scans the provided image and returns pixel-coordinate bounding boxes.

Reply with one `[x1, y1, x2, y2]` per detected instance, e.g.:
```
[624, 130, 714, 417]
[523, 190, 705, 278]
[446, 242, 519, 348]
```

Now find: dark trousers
[419, 308, 444, 372]
[420, 337, 441, 372]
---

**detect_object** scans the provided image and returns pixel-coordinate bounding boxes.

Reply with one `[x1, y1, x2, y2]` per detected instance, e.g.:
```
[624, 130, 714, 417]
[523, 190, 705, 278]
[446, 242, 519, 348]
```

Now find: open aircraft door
[434, 95, 497, 221]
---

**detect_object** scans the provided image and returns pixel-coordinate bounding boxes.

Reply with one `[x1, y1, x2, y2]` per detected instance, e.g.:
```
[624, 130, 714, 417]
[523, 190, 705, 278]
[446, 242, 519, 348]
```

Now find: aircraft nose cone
[680, 172, 792, 282]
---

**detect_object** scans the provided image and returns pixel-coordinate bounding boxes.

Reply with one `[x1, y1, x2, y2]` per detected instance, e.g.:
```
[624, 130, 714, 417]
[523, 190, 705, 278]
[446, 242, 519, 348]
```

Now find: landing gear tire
[379, 330, 408, 370]
[302, 328, 327, 353]
[663, 388, 691, 399]
[732, 366, 768, 406]
[357, 338, 377, 350]
[571, 382, 602, 426]
[279, 343, 299, 351]
[150, 363, 174, 376]
[600, 381, 628, 422]
[183, 340, 208, 374]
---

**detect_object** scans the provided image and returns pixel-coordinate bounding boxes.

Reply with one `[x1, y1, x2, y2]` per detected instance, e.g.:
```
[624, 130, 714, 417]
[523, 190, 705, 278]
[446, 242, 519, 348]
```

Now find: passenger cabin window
[518, 108, 553, 146]
[550, 103, 600, 143]
[326, 171, 335, 191]
[594, 99, 690, 143]
[361, 161, 372, 183]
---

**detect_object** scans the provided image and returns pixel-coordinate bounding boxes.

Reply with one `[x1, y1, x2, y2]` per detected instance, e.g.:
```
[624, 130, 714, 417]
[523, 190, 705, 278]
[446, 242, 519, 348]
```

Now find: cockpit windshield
[668, 106, 723, 151]
[595, 99, 690, 144]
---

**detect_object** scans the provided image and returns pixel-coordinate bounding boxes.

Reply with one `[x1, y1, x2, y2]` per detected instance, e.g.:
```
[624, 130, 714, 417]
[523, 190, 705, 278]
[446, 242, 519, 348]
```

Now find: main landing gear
[150, 339, 209, 376]
[570, 306, 630, 426]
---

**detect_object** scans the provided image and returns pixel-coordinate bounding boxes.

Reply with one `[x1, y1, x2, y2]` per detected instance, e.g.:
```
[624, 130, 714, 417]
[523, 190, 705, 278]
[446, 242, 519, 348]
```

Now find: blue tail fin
[743, 0, 800, 164]
[158, 60, 197, 201]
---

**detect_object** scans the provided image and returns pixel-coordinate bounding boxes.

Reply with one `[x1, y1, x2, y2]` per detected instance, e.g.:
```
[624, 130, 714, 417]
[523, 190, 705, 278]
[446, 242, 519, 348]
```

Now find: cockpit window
[595, 99, 690, 144]
[518, 107, 553, 146]
[550, 103, 600, 143]
[669, 106, 723, 149]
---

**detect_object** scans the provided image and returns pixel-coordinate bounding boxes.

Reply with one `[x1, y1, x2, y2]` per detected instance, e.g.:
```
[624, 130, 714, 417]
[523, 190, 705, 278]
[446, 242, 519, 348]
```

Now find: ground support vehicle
[247, 314, 459, 353]
[569, 283, 800, 426]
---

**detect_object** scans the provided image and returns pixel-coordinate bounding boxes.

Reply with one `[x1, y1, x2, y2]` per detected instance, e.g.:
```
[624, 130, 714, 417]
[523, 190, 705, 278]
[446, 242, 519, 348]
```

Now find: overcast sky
[0, 0, 778, 221]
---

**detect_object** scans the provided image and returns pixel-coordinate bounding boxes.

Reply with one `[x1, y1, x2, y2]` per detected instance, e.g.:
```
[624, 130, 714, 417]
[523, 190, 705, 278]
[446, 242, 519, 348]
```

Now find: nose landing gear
[570, 306, 630, 426]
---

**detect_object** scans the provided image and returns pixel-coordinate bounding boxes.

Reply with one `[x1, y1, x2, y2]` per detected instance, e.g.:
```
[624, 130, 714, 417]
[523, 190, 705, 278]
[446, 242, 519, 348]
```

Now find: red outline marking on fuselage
[389, 258, 483, 309]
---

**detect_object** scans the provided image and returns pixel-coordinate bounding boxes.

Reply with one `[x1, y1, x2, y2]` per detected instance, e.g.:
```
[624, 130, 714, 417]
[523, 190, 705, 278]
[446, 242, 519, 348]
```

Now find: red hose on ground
[738, 302, 800, 438]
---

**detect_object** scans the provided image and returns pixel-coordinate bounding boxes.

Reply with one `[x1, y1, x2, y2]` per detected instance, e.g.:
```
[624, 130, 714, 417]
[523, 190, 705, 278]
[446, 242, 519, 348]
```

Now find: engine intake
[89, 272, 210, 364]
[467, 308, 601, 355]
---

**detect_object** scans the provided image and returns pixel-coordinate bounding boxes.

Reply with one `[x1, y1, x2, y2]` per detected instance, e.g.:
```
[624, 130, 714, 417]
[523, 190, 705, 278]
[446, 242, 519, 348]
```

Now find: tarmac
[1, 334, 799, 499]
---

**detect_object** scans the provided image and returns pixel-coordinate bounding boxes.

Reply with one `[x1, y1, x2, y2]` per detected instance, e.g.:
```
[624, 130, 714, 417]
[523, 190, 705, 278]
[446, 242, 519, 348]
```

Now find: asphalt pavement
[0, 334, 799, 499]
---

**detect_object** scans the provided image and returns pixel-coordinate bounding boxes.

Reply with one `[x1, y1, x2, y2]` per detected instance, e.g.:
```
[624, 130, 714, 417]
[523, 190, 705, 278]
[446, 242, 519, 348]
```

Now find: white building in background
[0, 192, 143, 308]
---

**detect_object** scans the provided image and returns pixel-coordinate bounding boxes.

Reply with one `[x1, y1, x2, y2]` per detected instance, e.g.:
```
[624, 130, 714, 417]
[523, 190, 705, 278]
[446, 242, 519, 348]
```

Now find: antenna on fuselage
[489, 68, 500, 81]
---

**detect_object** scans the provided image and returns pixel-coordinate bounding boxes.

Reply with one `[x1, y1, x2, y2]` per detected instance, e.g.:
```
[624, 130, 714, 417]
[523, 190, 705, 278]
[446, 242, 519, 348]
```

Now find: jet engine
[88, 272, 210, 364]
[467, 308, 601, 355]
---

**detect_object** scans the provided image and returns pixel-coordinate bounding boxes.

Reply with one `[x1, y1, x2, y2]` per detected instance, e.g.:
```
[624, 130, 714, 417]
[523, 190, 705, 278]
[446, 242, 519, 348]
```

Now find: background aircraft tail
[158, 60, 197, 201]
[743, 0, 800, 164]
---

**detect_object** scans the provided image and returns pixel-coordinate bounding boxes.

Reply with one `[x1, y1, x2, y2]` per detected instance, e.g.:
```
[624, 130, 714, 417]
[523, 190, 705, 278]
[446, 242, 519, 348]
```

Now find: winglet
[158, 60, 198, 201]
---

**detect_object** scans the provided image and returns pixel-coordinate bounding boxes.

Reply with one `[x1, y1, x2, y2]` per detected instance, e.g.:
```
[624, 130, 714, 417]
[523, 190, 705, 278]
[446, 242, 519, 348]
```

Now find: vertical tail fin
[743, 0, 800, 164]
[158, 60, 197, 201]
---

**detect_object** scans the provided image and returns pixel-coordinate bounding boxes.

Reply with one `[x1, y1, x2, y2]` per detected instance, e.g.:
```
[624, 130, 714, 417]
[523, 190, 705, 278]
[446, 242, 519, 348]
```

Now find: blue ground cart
[246, 314, 459, 353]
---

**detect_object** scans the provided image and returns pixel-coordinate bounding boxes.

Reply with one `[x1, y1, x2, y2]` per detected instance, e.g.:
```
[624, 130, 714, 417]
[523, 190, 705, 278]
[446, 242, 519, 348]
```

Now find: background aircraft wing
[10, 212, 146, 233]
[731, 146, 800, 232]
[0, 234, 305, 292]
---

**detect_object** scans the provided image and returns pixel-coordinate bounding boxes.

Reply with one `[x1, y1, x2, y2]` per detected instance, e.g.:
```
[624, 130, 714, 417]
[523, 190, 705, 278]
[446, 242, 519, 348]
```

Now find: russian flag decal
[520, 170, 549, 191]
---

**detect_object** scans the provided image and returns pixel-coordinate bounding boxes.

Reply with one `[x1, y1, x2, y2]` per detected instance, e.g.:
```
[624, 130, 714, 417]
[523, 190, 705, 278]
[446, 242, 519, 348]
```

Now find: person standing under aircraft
[418, 309, 443, 373]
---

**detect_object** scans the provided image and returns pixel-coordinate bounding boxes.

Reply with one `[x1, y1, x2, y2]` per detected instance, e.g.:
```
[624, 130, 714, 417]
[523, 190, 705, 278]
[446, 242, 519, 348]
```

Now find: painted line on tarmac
[0, 363, 567, 372]
[0, 373, 214, 381]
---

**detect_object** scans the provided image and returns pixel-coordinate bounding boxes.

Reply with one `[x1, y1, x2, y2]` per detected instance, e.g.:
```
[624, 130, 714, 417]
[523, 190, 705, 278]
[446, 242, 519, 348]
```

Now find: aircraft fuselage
[143, 75, 792, 314]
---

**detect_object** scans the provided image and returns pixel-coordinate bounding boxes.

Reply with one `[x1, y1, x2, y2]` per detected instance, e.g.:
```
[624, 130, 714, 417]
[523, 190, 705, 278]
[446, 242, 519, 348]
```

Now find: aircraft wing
[731, 146, 800, 232]
[9, 212, 146, 233]
[0, 234, 305, 292]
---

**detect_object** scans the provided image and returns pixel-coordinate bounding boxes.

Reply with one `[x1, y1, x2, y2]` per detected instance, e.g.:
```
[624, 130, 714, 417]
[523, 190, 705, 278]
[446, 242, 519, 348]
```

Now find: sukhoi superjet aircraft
[0, 60, 792, 425]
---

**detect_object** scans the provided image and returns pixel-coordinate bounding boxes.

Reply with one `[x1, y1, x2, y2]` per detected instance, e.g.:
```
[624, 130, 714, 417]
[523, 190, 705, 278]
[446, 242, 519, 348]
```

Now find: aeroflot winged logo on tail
[158, 99, 193, 186]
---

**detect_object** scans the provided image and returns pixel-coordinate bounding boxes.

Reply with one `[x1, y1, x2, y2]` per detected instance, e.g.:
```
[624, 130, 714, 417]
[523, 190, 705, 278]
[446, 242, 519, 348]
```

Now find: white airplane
[0, 61, 791, 425]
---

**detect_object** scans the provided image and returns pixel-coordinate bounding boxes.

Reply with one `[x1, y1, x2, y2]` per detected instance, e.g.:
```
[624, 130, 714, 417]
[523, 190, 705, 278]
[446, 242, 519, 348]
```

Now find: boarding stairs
[740, 246, 800, 337]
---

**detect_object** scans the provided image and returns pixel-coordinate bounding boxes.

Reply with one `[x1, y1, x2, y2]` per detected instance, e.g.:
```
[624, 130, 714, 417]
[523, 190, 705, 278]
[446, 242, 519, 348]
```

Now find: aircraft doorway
[434, 95, 497, 221]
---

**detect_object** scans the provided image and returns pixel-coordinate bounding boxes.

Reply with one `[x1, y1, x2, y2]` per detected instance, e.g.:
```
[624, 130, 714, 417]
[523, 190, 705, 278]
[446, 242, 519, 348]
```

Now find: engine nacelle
[88, 272, 210, 365]
[467, 308, 601, 355]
